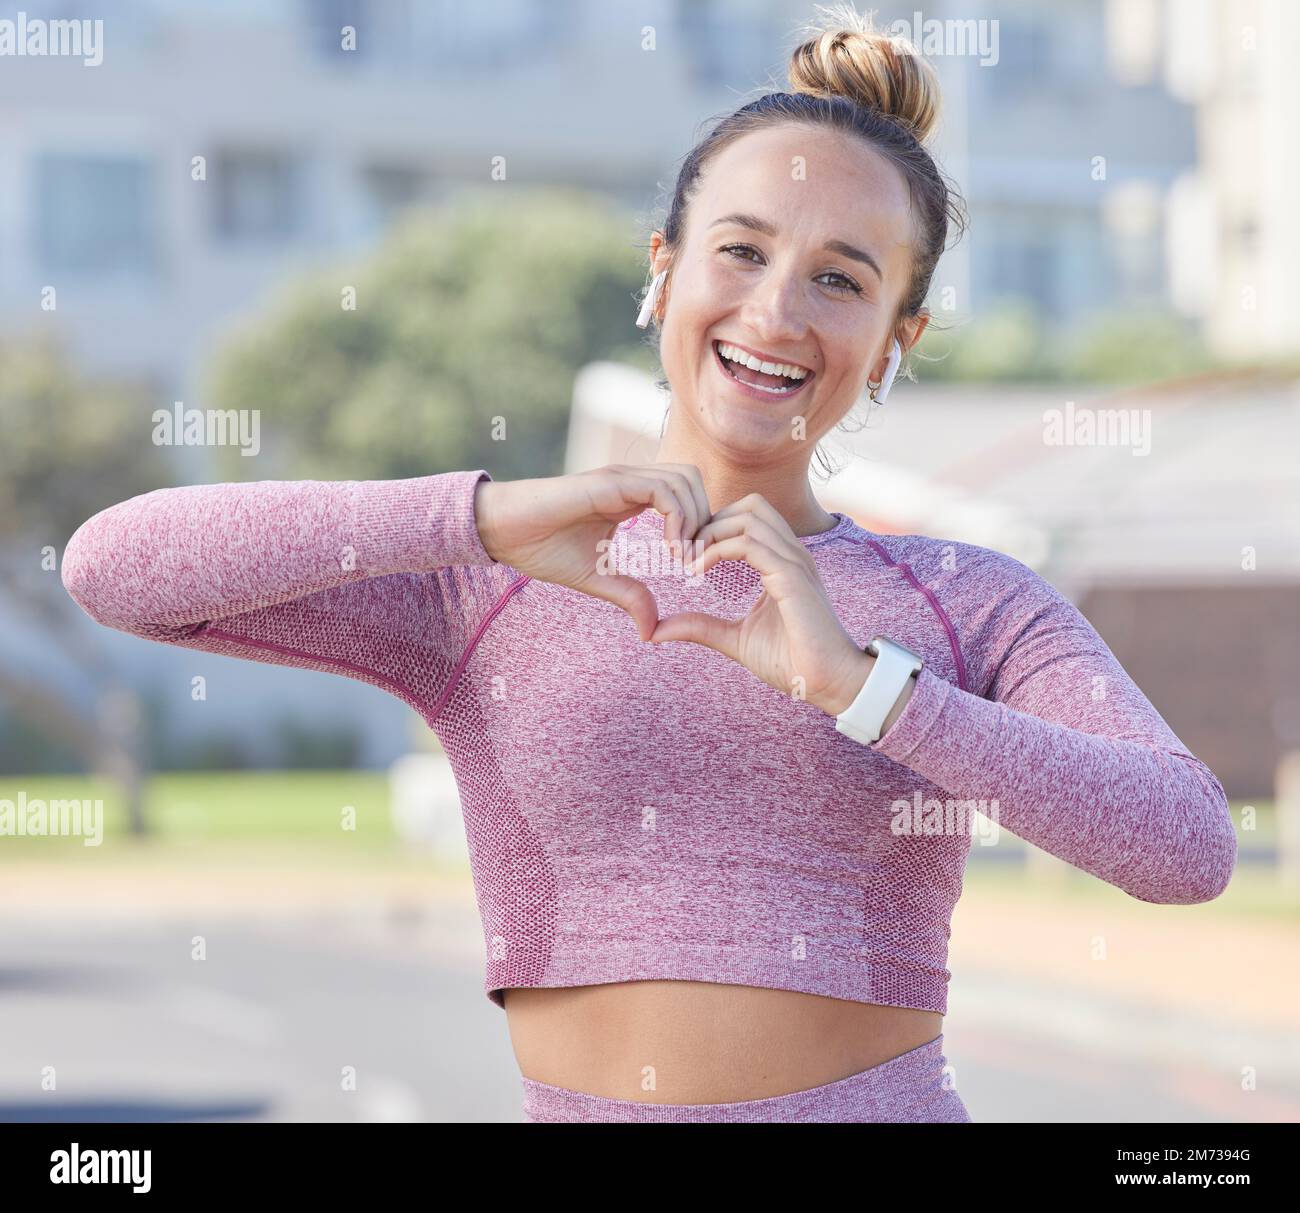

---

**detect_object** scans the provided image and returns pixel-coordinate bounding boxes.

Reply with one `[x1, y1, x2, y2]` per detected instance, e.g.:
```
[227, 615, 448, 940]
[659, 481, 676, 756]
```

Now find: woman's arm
[865, 557, 1238, 906]
[61, 469, 503, 721]
[62, 470, 497, 632]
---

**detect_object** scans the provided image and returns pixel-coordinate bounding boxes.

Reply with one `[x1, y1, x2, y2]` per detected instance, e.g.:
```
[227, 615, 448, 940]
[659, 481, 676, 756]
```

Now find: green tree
[204, 186, 652, 483]
[1057, 307, 1217, 384]
[914, 298, 1227, 385]
[914, 298, 1056, 383]
[0, 335, 169, 831]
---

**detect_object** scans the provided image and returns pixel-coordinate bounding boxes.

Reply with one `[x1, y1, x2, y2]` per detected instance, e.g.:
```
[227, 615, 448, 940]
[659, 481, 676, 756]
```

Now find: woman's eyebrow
[708, 212, 883, 282]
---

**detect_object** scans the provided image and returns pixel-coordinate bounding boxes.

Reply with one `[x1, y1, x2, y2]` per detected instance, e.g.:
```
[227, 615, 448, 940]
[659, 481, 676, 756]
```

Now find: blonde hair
[787, 3, 941, 145]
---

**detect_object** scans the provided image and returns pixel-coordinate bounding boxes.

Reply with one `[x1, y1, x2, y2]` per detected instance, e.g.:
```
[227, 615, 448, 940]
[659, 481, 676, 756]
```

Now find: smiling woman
[638, 14, 966, 532]
[57, 2, 1237, 1126]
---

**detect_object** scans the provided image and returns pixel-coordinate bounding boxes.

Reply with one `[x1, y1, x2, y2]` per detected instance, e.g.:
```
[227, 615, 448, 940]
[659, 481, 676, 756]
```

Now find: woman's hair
[643, 3, 969, 477]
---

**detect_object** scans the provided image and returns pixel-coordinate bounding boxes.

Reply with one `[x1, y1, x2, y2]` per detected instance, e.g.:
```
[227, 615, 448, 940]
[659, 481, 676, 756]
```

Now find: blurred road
[0, 865, 1296, 1123]
[0, 903, 521, 1123]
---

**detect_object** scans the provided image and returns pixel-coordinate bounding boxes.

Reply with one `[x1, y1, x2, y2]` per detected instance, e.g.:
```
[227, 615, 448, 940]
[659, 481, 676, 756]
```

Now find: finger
[588, 467, 680, 530]
[585, 572, 660, 643]
[642, 467, 701, 544]
[687, 533, 801, 584]
[689, 515, 808, 572]
[704, 492, 797, 543]
[625, 470, 697, 546]
[610, 472, 692, 546]
[656, 463, 712, 541]
[649, 610, 741, 660]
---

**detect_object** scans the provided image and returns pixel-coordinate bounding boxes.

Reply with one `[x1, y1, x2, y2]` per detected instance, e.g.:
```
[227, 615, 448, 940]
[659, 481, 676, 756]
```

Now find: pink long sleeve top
[60, 469, 1238, 1012]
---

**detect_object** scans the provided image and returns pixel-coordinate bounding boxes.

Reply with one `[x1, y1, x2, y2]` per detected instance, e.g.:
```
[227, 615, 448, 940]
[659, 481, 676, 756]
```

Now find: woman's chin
[695, 391, 810, 451]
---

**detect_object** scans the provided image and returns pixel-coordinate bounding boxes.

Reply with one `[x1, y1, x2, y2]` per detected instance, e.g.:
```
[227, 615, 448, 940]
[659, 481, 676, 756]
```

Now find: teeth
[716, 342, 809, 381]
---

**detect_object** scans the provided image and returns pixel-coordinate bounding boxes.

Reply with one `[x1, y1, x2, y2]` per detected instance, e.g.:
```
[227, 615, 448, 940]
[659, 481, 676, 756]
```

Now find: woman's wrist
[473, 478, 503, 562]
[817, 649, 874, 716]
[818, 650, 917, 737]
[878, 665, 917, 737]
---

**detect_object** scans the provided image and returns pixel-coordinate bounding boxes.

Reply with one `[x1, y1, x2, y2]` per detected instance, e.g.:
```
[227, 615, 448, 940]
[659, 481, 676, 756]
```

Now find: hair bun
[787, 3, 941, 144]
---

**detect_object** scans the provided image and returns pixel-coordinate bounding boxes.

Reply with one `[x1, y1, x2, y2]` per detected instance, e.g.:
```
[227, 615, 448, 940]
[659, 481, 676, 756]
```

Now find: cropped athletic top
[60, 468, 1238, 1013]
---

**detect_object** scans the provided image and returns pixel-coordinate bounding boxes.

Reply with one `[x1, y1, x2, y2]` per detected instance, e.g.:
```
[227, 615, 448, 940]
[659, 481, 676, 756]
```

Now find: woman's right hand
[473, 464, 712, 642]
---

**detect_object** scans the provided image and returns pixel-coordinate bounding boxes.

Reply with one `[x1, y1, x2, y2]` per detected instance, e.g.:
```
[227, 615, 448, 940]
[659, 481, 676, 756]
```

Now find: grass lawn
[0, 770, 396, 851]
[961, 857, 1300, 922]
[0, 775, 1292, 920]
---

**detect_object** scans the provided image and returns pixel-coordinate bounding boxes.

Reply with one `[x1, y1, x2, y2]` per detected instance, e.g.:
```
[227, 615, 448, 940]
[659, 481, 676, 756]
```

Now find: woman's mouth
[712, 340, 814, 400]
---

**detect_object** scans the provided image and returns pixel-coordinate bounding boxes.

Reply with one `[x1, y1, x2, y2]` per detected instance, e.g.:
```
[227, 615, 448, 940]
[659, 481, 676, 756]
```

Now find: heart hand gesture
[648, 493, 870, 716]
[473, 462, 711, 643]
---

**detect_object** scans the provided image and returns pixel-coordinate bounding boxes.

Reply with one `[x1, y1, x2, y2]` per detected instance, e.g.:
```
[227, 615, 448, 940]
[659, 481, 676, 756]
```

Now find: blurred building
[5, 0, 1289, 780]
[0, 0, 1211, 403]
[0, 0, 801, 400]
[1111, 0, 1300, 360]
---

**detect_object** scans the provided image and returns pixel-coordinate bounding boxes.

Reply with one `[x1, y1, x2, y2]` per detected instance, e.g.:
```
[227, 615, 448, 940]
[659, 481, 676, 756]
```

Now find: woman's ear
[901, 309, 931, 354]
[872, 311, 930, 379]
[649, 230, 669, 276]
[646, 235, 673, 325]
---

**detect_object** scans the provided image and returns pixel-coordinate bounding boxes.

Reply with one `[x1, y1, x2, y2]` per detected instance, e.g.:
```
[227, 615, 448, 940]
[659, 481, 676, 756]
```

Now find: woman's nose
[740, 269, 806, 341]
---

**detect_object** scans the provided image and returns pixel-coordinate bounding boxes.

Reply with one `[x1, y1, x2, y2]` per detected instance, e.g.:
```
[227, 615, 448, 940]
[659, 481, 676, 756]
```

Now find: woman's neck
[650, 436, 837, 539]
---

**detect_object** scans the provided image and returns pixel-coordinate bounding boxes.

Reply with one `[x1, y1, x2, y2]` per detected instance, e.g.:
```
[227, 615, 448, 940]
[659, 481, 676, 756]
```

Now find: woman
[61, 8, 1237, 1123]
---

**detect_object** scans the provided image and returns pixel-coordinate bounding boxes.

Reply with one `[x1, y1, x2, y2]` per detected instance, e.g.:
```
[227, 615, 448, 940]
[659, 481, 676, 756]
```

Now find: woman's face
[652, 122, 927, 460]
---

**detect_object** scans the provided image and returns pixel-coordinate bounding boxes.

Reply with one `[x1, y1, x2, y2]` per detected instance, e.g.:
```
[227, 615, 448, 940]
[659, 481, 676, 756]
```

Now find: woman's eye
[718, 245, 862, 296]
[819, 270, 863, 295]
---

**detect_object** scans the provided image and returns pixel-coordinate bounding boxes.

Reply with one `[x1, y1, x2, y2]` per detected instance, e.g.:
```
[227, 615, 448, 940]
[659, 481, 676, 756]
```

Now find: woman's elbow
[1130, 803, 1238, 905]
[61, 518, 106, 620]
[61, 512, 141, 632]
[1178, 830, 1237, 904]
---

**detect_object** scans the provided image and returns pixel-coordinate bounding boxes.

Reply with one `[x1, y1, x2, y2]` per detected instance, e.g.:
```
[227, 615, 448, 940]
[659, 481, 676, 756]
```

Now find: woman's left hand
[648, 494, 871, 716]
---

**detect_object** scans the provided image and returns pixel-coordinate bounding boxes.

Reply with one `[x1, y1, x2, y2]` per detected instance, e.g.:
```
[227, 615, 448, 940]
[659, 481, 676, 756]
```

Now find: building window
[985, 17, 1053, 96]
[211, 150, 300, 241]
[411, 0, 570, 68]
[33, 154, 155, 276]
[361, 164, 430, 232]
[675, 0, 773, 88]
[304, 0, 369, 64]
[303, 0, 572, 72]
[988, 234, 1058, 322]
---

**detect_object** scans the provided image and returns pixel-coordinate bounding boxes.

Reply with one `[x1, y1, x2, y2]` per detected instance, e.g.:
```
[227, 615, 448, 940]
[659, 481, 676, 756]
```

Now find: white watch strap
[835, 636, 924, 745]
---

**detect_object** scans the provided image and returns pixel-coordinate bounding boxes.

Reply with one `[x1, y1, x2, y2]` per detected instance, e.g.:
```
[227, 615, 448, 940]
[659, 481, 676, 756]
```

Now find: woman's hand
[474, 463, 711, 642]
[648, 493, 871, 716]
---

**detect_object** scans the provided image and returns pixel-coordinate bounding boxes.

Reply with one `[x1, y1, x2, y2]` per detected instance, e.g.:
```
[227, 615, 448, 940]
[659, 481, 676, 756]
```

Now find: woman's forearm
[819, 650, 915, 731]
[852, 667, 1238, 905]
[61, 469, 495, 635]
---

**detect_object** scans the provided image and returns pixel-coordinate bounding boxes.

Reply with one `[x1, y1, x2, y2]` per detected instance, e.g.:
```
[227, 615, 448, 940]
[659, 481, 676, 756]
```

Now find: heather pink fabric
[520, 1033, 970, 1123]
[61, 468, 1238, 1017]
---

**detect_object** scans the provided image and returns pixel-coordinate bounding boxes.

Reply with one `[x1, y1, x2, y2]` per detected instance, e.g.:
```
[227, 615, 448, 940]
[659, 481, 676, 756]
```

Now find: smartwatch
[834, 636, 924, 745]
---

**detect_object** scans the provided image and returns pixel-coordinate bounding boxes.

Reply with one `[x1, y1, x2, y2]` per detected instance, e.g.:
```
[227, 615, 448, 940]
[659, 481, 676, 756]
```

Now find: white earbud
[636, 270, 667, 329]
[872, 338, 903, 403]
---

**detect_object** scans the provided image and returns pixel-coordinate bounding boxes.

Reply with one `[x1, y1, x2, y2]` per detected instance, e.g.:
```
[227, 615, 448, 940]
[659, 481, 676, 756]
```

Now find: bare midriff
[503, 981, 943, 1103]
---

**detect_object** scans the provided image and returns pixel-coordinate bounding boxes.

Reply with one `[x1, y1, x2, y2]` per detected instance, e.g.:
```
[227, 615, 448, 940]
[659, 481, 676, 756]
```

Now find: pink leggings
[520, 1034, 972, 1123]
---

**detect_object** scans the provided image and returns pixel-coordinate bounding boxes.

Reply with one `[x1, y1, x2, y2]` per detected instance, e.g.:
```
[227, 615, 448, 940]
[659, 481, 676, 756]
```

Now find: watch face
[869, 636, 922, 666]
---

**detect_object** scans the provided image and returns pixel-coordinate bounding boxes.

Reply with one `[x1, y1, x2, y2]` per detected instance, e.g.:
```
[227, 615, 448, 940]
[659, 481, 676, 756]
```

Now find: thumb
[586, 574, 660, 643]
[649, 611, 739, 660]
